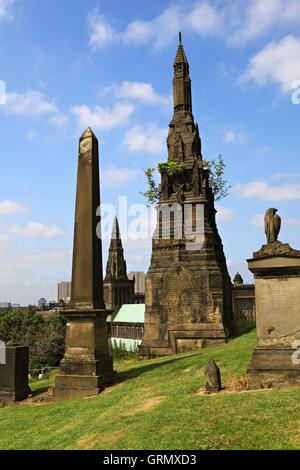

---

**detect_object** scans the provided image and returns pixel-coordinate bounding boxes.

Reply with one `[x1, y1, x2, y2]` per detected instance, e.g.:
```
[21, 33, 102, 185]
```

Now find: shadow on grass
[118, 352, 203, 381]
[31, 386, 50, 397]
[232, 322, 256, 338]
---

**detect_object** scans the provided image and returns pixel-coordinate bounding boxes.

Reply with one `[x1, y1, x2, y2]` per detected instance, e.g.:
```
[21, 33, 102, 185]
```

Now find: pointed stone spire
[70, 127, 104, 310]
[172, 32, 192, 117]
[105, 216, 128, 281]
[166, 34, 202, 170]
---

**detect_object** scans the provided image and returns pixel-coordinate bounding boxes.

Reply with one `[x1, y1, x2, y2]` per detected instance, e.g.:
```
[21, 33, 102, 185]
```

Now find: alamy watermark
[291, 80, 300, 105]
[96, 197, 205, 251]
[0, 340, 6, 365]
[0, 80, 6, 105]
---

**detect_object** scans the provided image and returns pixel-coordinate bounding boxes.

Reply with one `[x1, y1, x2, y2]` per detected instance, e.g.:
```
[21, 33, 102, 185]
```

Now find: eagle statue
[264, 208, 281, 244]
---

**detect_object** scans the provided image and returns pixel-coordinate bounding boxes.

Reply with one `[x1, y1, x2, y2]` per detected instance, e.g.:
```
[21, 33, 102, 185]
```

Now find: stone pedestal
[54, 310, 116, 401]
[0, 345, 31, 404]
[247, 242, 300, 389]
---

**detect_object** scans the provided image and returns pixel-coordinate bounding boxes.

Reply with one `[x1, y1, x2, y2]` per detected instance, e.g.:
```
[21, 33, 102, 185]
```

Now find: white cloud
[89, 3, 221, 50]
[127, 254, 148, 266]
[233, 179, 300, 201]
[186, 2, 221, 35]
[122, 20, 152, 45]
[4, 89, 68, 126]
[250, 214, 264, 227]
[0, 232, 71, 305]
[10, 222, 66, 239]
[71, 102, 134, 131]
[230, 0, 300, 44]
[0, 0, 14, 20]
[0, 200, 27, 215]
[87, 6, 118, 48]
[215, 205, 235, 223]
[223, 131, 235, 143]
[284, 217, 300, 226]
[123, 124, 168, 154]
[103, 81, 171, 106]
[223, 129, 247, 143]
[241, 35, 300, 92]
[6, 90, 58, 115]
[101, 166, 139, 187]
[87, 1, 300, 51]
[250, 213, 300, 227]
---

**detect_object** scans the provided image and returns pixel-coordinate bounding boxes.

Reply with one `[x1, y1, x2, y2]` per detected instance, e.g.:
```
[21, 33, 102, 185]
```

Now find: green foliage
[0, 306, 66, 369]
[158, 161, 185, 175]
[140, 155, 231, 206]
[108, 339, 139, 361]
[202, 154, 231, 201]
[139, 167, 160, 207]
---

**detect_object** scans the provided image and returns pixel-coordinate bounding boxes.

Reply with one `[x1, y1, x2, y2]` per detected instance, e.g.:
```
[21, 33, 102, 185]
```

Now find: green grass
[1, 327, 300, 450]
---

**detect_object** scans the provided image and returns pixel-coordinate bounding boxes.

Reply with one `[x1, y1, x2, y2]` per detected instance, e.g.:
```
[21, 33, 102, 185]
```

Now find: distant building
[103, 217, 134, 321]
[0, 302, 12, 310]
[38, 298, 47, 308]
[108, 304, 145, 350]
[56, 281, 71, 303]
[128, 271, 145, 294]
[231, 272, 256, 323]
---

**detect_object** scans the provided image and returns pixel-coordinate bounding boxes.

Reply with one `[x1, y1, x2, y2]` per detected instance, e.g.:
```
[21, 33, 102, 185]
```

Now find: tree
[140, 154, 231, 206]
[0, 306, 66, 369]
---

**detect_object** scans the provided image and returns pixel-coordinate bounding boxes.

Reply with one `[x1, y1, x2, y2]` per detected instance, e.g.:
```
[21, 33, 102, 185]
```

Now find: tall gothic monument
[139, 35, 234, 356]
[103, 217, 134, 320]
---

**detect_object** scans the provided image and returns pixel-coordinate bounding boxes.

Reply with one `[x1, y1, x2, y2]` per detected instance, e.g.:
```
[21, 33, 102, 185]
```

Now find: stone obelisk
[54, 127, 116, 401]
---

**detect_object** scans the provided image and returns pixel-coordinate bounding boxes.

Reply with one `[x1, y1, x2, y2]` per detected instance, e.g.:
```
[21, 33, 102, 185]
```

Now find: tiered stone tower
[103, 217, 134, 320]
[139, 35, 234, 356]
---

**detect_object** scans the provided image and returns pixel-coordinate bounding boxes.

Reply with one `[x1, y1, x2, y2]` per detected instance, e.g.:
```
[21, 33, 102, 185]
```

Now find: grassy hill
[1, 326, 300, 450]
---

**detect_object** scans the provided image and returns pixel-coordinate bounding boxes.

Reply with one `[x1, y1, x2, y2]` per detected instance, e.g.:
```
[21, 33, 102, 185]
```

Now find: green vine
[140, 155, 231, 206]
[202, 154, 231, 201]
[158, 161, 185, 175]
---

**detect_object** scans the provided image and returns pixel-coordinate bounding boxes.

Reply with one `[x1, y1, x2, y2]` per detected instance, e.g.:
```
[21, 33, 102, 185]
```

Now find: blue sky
[1, 0, 300, 305]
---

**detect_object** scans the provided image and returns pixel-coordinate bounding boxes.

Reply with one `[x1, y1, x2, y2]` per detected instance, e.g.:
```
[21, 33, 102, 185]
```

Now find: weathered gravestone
[53, 128, 116, 401]
[205, 357, 221, 393]
[0, 342, 31, 405]
[247, 208, 300, 389]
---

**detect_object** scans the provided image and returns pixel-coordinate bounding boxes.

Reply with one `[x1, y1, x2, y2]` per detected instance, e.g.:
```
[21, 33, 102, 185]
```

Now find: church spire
[172, 32, 192, 117]
[105, 216, 128, 281]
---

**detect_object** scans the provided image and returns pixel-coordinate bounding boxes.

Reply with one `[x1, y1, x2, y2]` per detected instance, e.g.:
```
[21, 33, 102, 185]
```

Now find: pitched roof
[113, 304, 145, 323]
[174, 44, 188, 65]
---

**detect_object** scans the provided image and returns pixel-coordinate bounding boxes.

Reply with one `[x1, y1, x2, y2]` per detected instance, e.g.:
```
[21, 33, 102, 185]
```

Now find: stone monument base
[247, 347, 300, 389]
[139, 323, 226, 356]
[53, 309, 116, 401]
[247, 241, 300, 390]
[0, 345, 31, 405]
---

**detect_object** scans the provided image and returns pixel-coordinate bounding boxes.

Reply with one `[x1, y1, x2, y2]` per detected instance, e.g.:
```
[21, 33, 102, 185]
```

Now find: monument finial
[179, 31, 182, 44]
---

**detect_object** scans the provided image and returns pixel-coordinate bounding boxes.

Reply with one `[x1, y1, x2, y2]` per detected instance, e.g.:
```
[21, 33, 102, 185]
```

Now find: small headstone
[205, 357, 221, 393]
[0, 344, 31, 404]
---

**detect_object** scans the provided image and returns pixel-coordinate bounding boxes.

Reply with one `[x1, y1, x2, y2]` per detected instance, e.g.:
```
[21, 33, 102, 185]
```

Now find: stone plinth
[0, 344, 31, 404]
[247, 242, 300, 389]
[54, 310, 115, 401]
